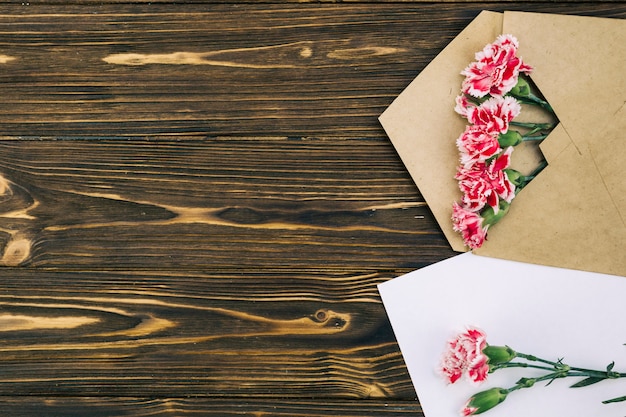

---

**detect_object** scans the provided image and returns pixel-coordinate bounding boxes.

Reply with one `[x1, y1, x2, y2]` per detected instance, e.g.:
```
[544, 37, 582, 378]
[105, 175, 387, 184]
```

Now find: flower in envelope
[378, 11, 626, 277]
[451, 35, 554, 249]
[460, 34, 532, 98]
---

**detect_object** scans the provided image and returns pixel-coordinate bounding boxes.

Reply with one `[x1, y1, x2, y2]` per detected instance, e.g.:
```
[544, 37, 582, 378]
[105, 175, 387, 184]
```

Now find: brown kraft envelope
[379, 11, 626, 277]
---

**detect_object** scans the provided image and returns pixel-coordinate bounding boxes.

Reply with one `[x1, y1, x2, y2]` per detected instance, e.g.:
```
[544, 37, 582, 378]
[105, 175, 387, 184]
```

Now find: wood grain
[0, 268, 415, 398]
[0, 136, 438, 405]
[0, 398, 423, 416]
[0, 138, 453, 268]
[0, 4, 623, 138]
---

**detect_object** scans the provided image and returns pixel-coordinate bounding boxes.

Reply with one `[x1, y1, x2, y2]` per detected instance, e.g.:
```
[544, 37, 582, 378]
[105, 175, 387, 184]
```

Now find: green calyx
[481, 201, 510, 227]
[509, 77, 531, 98]
[498, 130, 523, 147]
[484, 345, 517, 365]
[503, 168, 523, 187]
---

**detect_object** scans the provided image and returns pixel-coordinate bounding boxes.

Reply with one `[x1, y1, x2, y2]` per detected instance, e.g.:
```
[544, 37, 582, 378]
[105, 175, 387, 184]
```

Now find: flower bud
[509, 77, 531, 97]
[462, 388, 508, 416]
[484, 345, 516, 365]
[498, 130, 523, 147]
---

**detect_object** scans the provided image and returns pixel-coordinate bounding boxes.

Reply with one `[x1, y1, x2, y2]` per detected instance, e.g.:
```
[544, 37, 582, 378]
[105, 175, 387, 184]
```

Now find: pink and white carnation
[466, 96, 521, 134]
[454, 94, 476, 118]
[451, 202, 490, 250]
[461, 34, 533, 98]
[440, 326, 490, 384]
[456, 125, 501, 168]
[455, 147, 516, 212]
[451, 35, 545, 249]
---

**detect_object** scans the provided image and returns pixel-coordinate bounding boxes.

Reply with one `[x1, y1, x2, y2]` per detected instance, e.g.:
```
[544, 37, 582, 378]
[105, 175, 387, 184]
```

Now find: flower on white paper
[440, 326, 490, 384]
[440, 326, 626, 415]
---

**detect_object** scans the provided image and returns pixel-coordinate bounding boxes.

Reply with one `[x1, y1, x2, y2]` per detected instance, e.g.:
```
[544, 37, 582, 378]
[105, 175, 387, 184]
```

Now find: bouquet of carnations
[452, 35, 556, 249]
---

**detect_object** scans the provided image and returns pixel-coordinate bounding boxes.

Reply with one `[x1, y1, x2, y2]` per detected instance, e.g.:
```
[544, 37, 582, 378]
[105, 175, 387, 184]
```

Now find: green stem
[505, 368, 626, 395]
[513, 94, 555, 114]
[516, 351, 626, 379]
[568, 367, 626, 379]
[524, 124, 553, 136]
[514, 161, 548, 192]
[509, 121, 556, 131]
[506, 371, 566, 393]
[515, 352, 563, 367]
[491, 361, 556, 373]
[526, 160, 548, 179]
[521, 134, 548, 141]
[487, 352, 626, 411]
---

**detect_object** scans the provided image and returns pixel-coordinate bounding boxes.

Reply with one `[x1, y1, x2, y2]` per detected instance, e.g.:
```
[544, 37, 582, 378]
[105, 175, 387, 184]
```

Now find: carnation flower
[461, 34, 533, 98]
[466, 96, 521, 134]
[455, 147, 516, 213]
[440, 326, 490, 384]
[456, 125, 501, 168]
[454, 94, 476, 118]
[451, 203, 490, 250]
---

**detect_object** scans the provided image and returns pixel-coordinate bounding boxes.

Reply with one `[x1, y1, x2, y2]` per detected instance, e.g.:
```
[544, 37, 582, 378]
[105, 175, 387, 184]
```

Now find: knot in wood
[314, 309, 327, 322]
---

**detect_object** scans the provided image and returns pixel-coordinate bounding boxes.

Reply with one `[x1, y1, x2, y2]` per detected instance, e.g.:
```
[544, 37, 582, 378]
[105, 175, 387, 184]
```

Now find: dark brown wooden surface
[0, 3, 624, 415]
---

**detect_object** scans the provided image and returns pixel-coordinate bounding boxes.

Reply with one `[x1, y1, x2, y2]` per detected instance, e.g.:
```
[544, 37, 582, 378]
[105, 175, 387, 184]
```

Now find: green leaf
[607, 361, 615, 372]
[570, 377, 605, 388]
[603, 395, 626, 404]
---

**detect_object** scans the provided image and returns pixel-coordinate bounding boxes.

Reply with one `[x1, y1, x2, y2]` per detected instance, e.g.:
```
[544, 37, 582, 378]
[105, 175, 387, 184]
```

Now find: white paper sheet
[378, 253, 626, 416]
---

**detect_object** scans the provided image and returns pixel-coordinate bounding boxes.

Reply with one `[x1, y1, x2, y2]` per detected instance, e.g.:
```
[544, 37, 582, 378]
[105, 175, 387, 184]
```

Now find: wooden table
[0, 2, 623, 415]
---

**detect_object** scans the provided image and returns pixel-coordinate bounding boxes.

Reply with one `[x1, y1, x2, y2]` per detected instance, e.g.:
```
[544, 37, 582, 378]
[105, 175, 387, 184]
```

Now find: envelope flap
[503, 12, 626, 148]
[475, 126, 626, 275]
[379, 11, 504, 252]
[497, 12, 626, 275]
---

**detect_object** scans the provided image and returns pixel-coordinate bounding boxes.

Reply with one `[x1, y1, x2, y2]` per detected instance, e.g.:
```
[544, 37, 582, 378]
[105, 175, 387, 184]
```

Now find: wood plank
[9, 0, 626, 4]
[0, 4, 623, 138]
[0, 398, 423, 416]
[0, 138, 454, 268]
[0, 268, 417, 399]
[0, 138, 433, 399]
